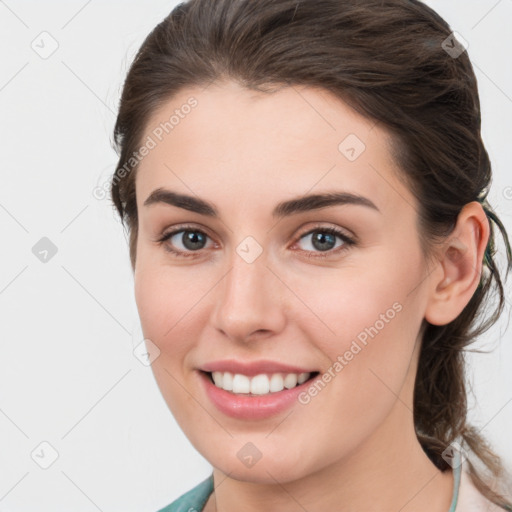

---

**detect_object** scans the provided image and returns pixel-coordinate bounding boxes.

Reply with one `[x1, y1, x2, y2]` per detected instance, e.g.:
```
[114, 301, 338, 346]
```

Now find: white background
[0, 1, 511, 511]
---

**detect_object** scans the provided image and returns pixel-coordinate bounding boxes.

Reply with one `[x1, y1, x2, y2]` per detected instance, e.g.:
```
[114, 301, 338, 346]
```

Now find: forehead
[135, 80, 415, 219]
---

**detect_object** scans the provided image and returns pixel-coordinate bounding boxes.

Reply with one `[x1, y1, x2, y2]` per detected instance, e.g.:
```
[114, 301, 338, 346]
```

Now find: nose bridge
[212, 245, 286, 341]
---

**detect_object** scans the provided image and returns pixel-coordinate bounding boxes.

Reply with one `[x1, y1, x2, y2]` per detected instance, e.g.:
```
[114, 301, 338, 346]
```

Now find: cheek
[292, 265, 416, 346]
[134, 265, 191, 386]
[134, 265, 206, 424]
[134, 261, 206, 342]
[291, 249, 425, 395]
[134, 268, 168, 340]
[133, 261, 217, 413]
[287, 271, 423, 456]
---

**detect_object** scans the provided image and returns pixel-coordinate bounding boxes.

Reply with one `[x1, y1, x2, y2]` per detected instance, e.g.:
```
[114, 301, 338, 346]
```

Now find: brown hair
[110, 0, 512, 507]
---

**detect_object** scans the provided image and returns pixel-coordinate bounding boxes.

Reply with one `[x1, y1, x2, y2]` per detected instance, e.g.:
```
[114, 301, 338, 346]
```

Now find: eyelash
[155, 224, 356, 259]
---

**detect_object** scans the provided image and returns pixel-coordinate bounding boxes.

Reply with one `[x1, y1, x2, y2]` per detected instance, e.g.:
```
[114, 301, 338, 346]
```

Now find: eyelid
[294, 223, 356, 244]
[157, 222, 211, 239]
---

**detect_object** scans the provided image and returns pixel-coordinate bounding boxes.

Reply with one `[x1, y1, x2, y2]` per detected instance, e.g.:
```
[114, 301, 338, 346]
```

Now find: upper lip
[199, 359, 317, 377]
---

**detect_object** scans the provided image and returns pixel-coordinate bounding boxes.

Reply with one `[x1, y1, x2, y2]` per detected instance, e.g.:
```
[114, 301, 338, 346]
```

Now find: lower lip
[199, 371, 314, 420]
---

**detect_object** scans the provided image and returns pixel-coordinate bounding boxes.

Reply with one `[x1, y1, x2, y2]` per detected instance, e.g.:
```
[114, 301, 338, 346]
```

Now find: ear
[424, 201, 490, 326]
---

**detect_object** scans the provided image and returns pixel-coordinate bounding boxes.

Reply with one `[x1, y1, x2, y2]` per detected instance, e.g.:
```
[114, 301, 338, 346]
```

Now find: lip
[199, 359, 316, 377]
[198, 369, 318, 420]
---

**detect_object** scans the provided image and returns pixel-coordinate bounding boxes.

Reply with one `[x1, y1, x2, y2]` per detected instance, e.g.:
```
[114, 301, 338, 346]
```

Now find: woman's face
[134, 80, 433, 483]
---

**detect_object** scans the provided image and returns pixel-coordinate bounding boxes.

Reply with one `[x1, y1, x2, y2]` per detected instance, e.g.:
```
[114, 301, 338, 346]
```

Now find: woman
[110, 0, 512, 510]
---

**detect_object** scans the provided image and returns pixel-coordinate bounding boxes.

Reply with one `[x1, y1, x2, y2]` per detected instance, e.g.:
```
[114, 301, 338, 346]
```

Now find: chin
[205, 446, 315, 484]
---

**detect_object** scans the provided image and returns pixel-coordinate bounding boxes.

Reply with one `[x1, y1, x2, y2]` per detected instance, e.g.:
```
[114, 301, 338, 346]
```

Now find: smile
[208, 371, 316, 395]
[198, 368, 321, 420]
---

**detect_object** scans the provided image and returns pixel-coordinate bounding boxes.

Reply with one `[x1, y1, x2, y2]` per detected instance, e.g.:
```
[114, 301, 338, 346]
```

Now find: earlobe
[424, 202, 490, 326]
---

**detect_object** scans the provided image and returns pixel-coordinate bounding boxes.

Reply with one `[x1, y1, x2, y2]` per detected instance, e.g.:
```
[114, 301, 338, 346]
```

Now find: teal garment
[448, 449, 462, 512]
[157, 451, 463, 512]
[157, 474, 214, 512]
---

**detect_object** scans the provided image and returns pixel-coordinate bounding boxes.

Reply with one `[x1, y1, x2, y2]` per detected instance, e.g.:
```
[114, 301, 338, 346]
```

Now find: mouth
[201, 370, 320, 396]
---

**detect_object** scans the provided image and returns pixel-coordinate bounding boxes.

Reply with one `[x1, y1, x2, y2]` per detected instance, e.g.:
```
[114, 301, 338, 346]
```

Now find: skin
[133, 80, 489, 512]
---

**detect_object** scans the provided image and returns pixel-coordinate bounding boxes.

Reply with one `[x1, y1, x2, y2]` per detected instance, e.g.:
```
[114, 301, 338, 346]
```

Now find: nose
[211, 251, 287, 344]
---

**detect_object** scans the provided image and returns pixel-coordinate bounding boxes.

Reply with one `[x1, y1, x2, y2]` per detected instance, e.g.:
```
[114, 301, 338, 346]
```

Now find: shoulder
[456, 467, 510, 512]
[156, 474, 214, 512]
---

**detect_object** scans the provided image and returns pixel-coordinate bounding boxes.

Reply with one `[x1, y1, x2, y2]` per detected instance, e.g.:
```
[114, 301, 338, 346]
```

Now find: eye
[156, 224, 356, 259]
[293, 226, 355, 258]
[156, 225, 214, 258]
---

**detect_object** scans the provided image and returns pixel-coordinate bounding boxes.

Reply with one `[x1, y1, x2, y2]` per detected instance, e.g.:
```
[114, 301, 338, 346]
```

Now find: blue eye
[158, 227, 212, 258]
[294, 227, 355, 258]
[156, 225, 355, 259]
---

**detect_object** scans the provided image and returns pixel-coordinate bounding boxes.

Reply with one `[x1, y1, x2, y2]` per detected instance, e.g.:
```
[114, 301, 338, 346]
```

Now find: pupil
[313, 232, 335, 251]
[183, 231, 205, 250]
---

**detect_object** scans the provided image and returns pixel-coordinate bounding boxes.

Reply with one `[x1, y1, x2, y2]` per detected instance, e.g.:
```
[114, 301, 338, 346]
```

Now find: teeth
[222, 371, 233, 391]
[232, 374, 250, 393]
[297, 372, 309, 384]
[269, 373, 284, 392]
[250, 374, 270, 395]
[210, 371, 311, 395]
[284, 373, 298, 389]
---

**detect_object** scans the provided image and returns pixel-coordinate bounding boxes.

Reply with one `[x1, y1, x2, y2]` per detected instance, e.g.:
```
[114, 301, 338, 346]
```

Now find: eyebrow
[143, 187, 380, 218]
